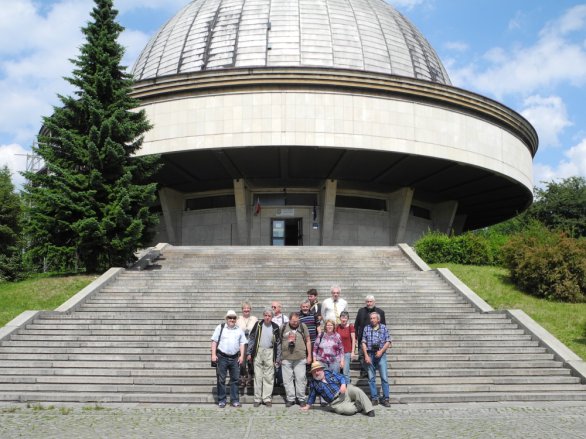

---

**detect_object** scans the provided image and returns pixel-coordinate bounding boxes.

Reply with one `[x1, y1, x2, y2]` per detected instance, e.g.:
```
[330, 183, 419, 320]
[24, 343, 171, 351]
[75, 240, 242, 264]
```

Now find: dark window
[185, 195, 235, 211]
[257, 193, 317, 206]
[410, 205, 431, 219]
[335, 195, 387, 211]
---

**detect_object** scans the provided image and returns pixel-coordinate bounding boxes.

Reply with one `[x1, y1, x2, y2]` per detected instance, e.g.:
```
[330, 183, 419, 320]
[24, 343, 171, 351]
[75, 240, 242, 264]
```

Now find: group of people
[210, 286, 392, 416]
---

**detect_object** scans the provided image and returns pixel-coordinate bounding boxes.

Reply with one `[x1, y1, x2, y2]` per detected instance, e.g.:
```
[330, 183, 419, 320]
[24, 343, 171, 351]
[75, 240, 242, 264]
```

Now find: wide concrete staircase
[0, 245, 585, 404]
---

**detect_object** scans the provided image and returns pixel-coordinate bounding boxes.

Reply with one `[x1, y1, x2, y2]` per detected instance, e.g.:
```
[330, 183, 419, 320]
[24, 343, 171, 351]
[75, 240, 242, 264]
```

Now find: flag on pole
[254, 197, 261, 216]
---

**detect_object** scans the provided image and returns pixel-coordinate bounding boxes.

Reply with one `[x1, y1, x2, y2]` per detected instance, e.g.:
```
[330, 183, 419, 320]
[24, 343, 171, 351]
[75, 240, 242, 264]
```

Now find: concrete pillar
[233, 179, 249, 245]
[388, 187, 414, 245]
[432, 200, 459, 235]
[158, 187, 184, 245]
[322, 179, 337, 245]
[452, 214, 467, 235]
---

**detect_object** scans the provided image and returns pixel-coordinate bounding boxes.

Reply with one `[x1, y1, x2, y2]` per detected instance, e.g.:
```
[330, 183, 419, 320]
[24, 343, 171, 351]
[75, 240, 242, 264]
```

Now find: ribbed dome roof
[132, 0, 451, 84]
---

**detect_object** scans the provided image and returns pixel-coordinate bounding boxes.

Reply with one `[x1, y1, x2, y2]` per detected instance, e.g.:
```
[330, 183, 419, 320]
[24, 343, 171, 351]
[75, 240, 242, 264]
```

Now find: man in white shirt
[321, 285, 348, 325]
[211, 310, 247, 407]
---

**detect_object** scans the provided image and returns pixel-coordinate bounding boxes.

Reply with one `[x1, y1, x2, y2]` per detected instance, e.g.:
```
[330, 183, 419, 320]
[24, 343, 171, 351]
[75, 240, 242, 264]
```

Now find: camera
[211, 360, 217, 368]
[288, 341, 296, 349]
[245, 329, 250, 337]
[372, 344, 380, 352]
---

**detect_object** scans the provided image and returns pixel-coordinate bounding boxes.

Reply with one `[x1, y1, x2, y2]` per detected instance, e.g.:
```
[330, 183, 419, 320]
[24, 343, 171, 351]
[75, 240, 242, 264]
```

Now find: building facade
[131, 0, 538, 246]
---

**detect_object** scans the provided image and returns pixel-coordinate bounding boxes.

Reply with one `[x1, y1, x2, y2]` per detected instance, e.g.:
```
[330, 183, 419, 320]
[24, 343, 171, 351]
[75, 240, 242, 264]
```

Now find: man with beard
[280, 312, 312, 407]
[354, 295, 386, 378]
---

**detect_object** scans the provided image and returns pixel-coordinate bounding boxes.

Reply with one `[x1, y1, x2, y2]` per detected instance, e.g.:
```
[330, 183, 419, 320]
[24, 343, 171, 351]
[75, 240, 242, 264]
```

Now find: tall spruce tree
[0, 166, 22, 280]
[23, 0, 159, 273]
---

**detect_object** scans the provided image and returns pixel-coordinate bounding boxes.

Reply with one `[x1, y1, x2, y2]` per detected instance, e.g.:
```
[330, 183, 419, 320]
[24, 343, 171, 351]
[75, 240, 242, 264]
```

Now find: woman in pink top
[336, 311, 356, 382]
[313, 319, 344, 373]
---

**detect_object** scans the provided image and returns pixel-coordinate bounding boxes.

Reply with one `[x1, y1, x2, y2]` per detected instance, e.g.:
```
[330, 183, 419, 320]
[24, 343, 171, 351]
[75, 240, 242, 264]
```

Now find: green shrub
[502, 223, 586, 302]
[415, 231, 496, 265]
[414, 231, 454, 264]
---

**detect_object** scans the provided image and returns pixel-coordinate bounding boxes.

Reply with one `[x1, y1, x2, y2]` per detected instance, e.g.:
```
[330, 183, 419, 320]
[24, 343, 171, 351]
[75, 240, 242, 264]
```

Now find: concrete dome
[132, 0, 451, 84]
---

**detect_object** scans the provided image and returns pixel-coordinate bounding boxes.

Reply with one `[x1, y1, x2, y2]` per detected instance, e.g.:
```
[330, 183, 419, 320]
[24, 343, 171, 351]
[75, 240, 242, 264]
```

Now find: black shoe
[371, 399, 379, 406]
[360, 371, 368, 378]
[285, 401, 294, 407]
[299, 402, 307, 408]
[381, 399, 390, 407]
[367, 410, 375, 417]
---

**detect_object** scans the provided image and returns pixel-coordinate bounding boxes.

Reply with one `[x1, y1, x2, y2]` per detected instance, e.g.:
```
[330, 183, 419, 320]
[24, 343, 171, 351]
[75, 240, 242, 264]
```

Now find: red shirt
[336, 324, 355, 353]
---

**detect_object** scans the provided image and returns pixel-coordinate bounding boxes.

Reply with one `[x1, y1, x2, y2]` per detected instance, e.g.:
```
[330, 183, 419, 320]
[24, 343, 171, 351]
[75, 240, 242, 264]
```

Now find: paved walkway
[1, 401, 585, 438]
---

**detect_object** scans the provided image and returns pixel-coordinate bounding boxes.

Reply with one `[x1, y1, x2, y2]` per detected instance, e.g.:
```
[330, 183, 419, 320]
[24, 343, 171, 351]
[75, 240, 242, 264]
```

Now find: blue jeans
[217, 354, 240, 403]
[367, 351, 389, 400]
[342, 352, 352, 383]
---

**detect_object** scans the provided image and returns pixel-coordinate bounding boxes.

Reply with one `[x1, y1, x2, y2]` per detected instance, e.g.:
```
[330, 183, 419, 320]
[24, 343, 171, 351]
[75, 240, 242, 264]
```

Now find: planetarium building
[131, 0, 538, 246]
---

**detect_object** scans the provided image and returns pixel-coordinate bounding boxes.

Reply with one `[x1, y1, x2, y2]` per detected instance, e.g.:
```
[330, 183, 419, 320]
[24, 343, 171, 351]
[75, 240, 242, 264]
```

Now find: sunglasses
[227, 317, 236, 320]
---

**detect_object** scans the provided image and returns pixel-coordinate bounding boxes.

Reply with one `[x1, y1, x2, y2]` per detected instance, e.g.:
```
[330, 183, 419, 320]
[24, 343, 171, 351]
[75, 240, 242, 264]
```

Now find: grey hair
[369, 311, 381, 320]
[365, 295, 375, 302]
[330, 285, 341, 293]
[301, 299, 311, 306]
[263, 307, 274, 316]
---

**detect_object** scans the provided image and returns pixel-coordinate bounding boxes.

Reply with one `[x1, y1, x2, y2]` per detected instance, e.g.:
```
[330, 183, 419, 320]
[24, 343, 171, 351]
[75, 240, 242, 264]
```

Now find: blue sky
[1, 0, 585, 190]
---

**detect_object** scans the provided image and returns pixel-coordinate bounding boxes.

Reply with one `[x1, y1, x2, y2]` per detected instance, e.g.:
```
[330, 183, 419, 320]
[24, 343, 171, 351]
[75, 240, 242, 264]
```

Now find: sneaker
[264, 401, 272, 407]
[299, 402, 307, 408]
[367, 410, 375, 417]
[218, 401, 226, 408]
[253, 401, 261, 408]
[320, 402, 328, 407]
[381, 399, 390, 407]
[231, 401, 241, 408]
[285, 401, 294, 407]
[371, 399, 379, 406]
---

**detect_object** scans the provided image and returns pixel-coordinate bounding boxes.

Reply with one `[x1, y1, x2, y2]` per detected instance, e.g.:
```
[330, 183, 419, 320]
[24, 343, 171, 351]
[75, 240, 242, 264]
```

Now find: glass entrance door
[271, 218, 302, 246]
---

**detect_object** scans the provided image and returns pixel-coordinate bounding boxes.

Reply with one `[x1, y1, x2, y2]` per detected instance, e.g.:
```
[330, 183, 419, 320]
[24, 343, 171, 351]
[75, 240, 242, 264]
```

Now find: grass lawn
[431, 263, 586, 361]
[0, 274, 96, 327]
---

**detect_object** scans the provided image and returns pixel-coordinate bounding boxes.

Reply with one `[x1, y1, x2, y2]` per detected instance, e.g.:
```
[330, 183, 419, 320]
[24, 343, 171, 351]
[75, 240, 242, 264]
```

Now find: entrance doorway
[271, 218, 303, 246]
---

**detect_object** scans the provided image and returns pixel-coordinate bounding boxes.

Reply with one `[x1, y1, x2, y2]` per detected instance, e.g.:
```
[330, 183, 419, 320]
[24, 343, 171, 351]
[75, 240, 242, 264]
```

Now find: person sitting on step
[301, 361, 375, 417]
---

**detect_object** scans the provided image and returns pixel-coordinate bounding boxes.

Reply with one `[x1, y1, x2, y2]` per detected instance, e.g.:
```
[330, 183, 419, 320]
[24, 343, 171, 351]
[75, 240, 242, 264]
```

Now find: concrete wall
[136, 89, 534, 193]
[182, 208, 237, 245]
[403, 216, 433, 244]
[331, 208, 389, 246]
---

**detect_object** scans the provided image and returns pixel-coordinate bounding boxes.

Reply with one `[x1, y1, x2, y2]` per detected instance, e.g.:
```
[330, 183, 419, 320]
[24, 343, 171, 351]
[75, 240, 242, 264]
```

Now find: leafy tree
[0, 166, 23, 280]
[23, 0, 159, 273]
[528, 176, 586, 238]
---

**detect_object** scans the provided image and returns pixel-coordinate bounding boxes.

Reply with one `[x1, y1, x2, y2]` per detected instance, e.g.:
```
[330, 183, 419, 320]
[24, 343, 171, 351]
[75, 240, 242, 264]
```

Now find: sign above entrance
[276, 208, 295, 217]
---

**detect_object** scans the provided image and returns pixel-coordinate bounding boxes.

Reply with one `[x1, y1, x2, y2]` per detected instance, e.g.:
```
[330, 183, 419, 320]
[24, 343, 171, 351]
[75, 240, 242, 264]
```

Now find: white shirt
[321, 297, 348, 323]
[211, 323, 247, 355]
[272, 313, 289, 327]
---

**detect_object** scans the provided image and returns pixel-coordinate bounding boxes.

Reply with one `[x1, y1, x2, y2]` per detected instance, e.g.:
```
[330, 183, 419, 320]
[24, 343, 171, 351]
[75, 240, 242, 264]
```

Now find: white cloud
[0, 143, 31, 189]
[444, 41, 468, 52]
[520, 95, 572, 148]
[534, 138, 586, 186]
[116, 0, 188, 14]
[387, 0, 427, 10]
[448, 6, 586, 99]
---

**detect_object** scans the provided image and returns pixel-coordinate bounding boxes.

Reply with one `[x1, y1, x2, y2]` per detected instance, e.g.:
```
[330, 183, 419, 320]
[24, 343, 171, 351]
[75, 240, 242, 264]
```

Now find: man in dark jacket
[354, 295, 386, 378]
[247, 307, 282, 407]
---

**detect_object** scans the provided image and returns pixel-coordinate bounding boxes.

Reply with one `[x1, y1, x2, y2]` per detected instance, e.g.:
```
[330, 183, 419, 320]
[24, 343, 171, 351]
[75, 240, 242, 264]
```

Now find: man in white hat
[211, 310, 247, 408]
[301, 361, 375, 417]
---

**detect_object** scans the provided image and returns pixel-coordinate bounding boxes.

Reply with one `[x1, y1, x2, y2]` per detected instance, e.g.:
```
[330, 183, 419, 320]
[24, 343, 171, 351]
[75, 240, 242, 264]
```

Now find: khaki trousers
[330, 384, 374, 415]
[253, 347, 274, 402]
